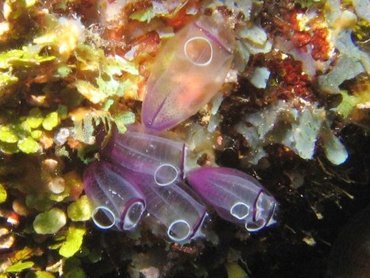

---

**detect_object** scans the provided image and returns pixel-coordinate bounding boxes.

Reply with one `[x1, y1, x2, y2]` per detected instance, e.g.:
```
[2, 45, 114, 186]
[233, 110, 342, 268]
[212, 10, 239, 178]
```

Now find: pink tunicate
[102, 127, 187, 183]
[127, 170, 207, 242]
[142, 15, 235, 131]
[83, 161, 146, 231]
[187, 167, 277, 232]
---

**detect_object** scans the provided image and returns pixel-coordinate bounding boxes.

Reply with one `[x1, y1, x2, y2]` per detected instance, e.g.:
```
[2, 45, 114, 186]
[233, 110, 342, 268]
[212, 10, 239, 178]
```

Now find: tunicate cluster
[84, 127, 277, 242]
[83, 15, 278, 242]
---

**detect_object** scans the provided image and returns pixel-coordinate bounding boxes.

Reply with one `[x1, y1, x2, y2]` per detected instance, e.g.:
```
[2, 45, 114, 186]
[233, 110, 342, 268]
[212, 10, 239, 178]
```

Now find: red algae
[311, 28, 330, 61]
[267, 56, 315, 101]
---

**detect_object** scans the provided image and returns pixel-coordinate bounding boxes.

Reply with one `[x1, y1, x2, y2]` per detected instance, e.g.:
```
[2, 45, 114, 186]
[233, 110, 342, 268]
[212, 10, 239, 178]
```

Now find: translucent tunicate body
[102, 127, 187, 184]
[125, 170, 207, 242]
[83, 161, 146, 231]
[187, 167, 277, 232]
[142, 15, 234, 131]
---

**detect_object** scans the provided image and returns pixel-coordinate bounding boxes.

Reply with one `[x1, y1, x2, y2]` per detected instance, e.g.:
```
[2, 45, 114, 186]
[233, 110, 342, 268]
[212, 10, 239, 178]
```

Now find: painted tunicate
[127, 170, 207, 242]
[85, 126, 278, 240]
[83, 161, 146, 231]
[102, 127, 186, 181]
[187, 167, 277, 232]
[142, 15, 234, 131]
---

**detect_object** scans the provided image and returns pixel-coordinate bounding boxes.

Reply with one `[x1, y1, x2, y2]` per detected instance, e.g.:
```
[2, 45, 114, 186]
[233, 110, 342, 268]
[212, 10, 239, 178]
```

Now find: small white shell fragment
[239, 25, 268, 47]
[48, 177, 66, 194]
[0, 229, 15, 249]
[54, 128, 70, 145]
[245, 39, 272, 55]
[249, 67, 270, 89]
[303, 235, 316, 246]
[157, 26, 175, 39]
[224, 69, 238, 84]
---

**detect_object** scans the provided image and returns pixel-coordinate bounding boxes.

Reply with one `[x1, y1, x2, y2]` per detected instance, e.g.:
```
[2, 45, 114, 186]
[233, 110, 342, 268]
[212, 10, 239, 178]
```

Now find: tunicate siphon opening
[122, 201, 145, 230]
[230, 202, 250, 220]
[245, 218, 266, 232]
[92, 206, 116, 229]
[167, 219, 191, 242]
[154, 163, 179, 186]
[255, 191, 277, 227]
[184, 36, 213, 66]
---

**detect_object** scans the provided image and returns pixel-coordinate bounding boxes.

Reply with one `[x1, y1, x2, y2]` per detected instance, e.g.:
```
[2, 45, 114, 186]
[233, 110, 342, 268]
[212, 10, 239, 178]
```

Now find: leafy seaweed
[0, 0, 39, 42]
[0, 72, 18, 98]
[33, 208, 67, 234]
[73, 49, 139, 104]
[0, 107, 67, 154]
[0, 183, 7, 203]
[6, 261, 34, 273]
[59, 225, 86, 258]
[129, 8, 156, 23]
[42, 112, 60, 131]
[226, 263, 249, 278]
[0, 47, 55, 69]
[17, 137, 40, 154]
[67, 195, 92, 222]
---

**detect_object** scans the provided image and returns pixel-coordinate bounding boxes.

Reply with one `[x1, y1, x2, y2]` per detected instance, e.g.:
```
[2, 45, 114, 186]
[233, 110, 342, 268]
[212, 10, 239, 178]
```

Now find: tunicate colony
[83, 15, 278, 242]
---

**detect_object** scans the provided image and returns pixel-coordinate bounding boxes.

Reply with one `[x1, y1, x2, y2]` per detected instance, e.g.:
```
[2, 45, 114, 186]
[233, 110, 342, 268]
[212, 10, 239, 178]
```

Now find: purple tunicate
[127, 170, 207, 242]
[102, 127, 186, 184]
[83, 161, 146, 231]
[141, 15, 234, 131]
[187, 167, 277, 232]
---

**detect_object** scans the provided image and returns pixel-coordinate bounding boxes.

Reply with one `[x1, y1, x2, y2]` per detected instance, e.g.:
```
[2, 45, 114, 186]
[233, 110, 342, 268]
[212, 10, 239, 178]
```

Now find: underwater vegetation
[0, 0, 369, 277]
